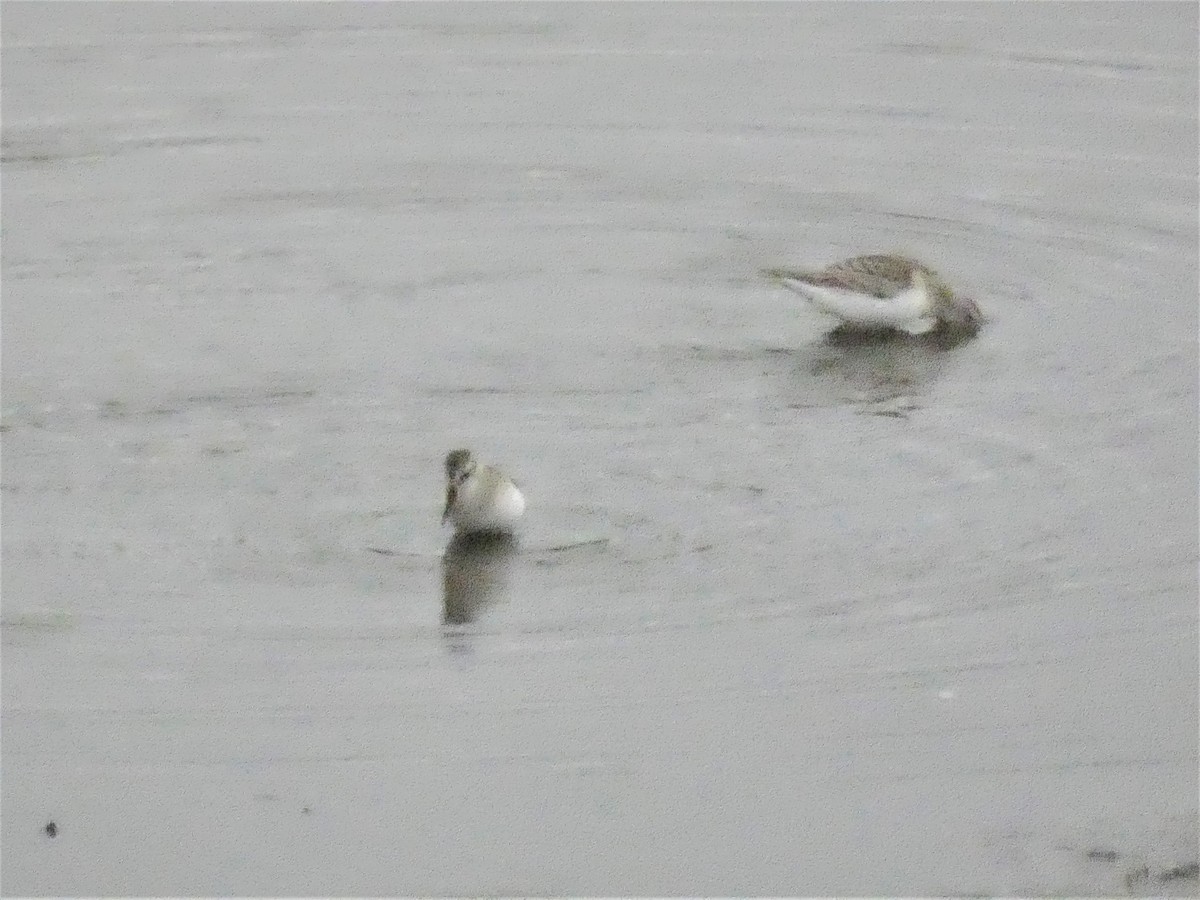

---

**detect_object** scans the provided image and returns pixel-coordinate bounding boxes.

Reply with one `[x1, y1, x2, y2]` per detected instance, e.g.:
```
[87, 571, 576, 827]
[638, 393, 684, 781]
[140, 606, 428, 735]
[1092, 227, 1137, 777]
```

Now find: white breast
[492, 481, 526, 522]
[450, 472, 525, 534]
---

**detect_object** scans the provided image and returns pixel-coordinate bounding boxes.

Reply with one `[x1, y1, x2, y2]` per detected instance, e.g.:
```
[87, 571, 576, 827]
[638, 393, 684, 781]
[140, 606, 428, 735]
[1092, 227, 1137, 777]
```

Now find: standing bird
[441, 449, 525, 536]
[763, 254, 983, 335]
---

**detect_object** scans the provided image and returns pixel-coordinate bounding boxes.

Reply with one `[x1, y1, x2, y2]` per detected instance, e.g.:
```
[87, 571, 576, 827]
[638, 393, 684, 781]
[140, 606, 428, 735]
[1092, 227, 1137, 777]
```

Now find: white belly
[782, 278, 936, 334]
[450, 479, 525, 534]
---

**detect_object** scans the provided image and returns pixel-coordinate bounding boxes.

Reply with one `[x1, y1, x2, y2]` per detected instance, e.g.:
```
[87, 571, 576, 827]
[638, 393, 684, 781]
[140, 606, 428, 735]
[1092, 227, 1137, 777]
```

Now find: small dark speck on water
[44, 821, 57, 838]
[1085, 848, 1120, 861]
[302, 806, 312, 815]
[1159, 862, 1200, 883]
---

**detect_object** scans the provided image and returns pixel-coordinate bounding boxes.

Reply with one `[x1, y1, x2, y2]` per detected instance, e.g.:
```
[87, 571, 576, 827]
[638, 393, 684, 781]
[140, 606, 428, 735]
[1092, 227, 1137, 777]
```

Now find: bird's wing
[820, 255, 923, 297]
[764, 255, 922, 299]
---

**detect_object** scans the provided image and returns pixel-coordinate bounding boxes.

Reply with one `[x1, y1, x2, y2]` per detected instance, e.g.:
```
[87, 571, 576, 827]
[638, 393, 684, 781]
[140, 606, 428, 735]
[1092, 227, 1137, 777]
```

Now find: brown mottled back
[813, 255, 925, 296]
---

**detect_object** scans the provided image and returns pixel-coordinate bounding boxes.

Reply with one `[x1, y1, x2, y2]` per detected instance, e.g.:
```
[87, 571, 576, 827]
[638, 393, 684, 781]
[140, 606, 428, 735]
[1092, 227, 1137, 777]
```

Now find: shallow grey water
[2, 3, 1197, 896]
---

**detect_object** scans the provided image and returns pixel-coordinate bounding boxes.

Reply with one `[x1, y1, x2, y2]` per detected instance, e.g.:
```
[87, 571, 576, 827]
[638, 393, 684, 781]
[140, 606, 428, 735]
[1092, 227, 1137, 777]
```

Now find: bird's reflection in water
[784, 323, 979, 415]
[822, 321, 979, 353]
[441, 531, 517, 639]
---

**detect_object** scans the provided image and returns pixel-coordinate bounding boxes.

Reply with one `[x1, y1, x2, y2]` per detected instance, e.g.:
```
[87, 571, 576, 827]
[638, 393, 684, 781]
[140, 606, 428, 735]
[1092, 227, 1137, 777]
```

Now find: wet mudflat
[2, 3, 1197, 895]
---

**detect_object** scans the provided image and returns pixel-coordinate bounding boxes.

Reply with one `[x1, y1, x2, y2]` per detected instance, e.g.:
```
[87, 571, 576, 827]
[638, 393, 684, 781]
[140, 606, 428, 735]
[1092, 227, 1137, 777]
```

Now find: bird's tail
[761, 266, 815, 283]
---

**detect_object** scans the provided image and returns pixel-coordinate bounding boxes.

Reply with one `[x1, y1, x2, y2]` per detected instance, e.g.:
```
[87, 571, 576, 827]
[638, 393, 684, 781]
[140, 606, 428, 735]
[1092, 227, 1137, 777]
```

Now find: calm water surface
[3, 3, 1197, 895]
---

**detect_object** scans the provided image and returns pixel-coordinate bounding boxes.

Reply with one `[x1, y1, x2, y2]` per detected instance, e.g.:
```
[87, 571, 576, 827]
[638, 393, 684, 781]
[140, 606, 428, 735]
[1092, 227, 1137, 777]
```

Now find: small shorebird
[763, 254, 983, 335]
[442, 449, 526, 535]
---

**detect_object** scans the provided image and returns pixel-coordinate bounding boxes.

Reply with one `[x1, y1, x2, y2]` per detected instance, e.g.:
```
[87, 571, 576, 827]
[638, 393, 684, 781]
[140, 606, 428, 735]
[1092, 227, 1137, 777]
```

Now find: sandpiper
[763, 254, 983, 335]
[442, 449, 526, 535]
